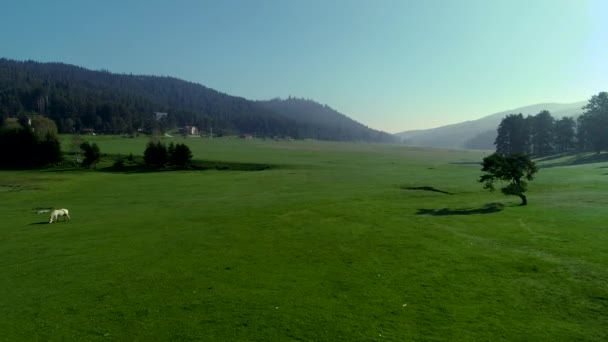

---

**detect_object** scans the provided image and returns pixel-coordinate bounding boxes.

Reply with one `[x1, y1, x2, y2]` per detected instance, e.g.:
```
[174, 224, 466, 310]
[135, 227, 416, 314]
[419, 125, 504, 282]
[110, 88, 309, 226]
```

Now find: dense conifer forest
[494, 92, 608, 156]
[0, 59, 396, 142]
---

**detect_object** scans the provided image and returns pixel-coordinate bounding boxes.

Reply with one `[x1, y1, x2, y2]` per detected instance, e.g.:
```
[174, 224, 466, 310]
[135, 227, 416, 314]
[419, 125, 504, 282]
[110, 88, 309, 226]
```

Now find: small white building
[178, 126, 198, 135]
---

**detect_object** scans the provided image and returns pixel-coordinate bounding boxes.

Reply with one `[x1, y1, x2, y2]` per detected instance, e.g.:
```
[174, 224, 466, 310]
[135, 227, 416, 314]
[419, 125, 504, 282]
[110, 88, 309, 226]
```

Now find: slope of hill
[0, 58, 396, 142]
[395, 101, 586, 149]
[257, 98, 396, 142]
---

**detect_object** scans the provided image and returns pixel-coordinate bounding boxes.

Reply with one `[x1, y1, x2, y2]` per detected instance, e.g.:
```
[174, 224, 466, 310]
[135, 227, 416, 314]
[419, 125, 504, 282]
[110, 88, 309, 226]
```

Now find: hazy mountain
[257, 98, 396, 142]
[0, 58, 396, 142]
[395, 101, 586, 149]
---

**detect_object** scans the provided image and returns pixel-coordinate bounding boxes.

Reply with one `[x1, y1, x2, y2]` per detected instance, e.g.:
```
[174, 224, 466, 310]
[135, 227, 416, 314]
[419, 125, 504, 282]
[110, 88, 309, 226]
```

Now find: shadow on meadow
[98, 161, 273, 174]
[400, 186, 453, 195]
[449, 161, 482, 166]
[534, 152, 577, 162]
[539, 152, 608, 168]
[29, 221, 50, 225]
[416, 202, 505, 216]
[35, 158, 274, 173]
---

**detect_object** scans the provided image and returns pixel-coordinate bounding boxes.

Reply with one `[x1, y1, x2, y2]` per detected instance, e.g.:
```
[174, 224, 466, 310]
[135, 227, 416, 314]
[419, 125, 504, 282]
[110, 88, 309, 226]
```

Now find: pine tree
[495, 114, 530, 155]
[554, 117, 575, 153]
[529, 110, 555, 157]
[578, 92, 608, 153]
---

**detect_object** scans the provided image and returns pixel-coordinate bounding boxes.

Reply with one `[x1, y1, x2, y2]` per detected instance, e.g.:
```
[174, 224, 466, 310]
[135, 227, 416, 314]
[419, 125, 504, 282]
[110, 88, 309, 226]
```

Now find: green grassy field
[1, 136, 606, 341]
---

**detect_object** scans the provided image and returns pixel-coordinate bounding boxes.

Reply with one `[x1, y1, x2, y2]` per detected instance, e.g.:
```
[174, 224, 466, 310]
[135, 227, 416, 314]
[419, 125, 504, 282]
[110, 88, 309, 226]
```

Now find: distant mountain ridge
[395, 101, 586, 149]
[0, 58, 396, 142]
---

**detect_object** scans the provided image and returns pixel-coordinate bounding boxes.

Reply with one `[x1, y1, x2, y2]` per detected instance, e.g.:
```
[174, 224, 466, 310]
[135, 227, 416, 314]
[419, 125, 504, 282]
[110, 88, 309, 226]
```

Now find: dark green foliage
[37, 133, 62, 166]
[493, 93, 608, 156]
[167, 142, 175, 160]
[0, 125, 61, 168]
[144, 141, 168, 166]
[479, 153, 538, 205]
[169, 143, 193, 167]
[0, 127, 36, 168]
[577, 92, 608, 153]
[144, 141, 193, 167]
[554, 117, 576, 153]
[79, 142, 101, 168]
[495, 114, 530, 155]
[576, 114, 591, 151]
[30, 116, 59, 140]
[529, 110, 554, 156]
[0, 59, 397, 142]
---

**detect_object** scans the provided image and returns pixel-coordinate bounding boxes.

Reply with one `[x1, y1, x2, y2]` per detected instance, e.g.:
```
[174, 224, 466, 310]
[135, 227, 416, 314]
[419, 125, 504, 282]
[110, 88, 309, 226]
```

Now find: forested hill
[0, 59, 396, 142]
[257, 98, 395, 142]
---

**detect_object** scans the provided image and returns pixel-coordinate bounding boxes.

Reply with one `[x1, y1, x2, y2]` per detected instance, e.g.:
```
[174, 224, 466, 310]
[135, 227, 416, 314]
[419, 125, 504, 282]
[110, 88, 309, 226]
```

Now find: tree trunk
[518, 193, 527, 206]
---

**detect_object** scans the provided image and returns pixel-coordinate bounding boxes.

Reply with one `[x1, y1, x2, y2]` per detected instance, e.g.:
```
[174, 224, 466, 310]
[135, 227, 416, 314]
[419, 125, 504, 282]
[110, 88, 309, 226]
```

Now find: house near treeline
[178, 126, 198, 135]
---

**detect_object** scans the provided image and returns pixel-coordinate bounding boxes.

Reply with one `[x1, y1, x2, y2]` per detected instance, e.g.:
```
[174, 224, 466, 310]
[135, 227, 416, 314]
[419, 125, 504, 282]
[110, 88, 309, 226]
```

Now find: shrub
[80, 142, 101, 168]
[144, 141, 168, 166]
[170, 143, 193, 167]
[0, 125, 62, 168]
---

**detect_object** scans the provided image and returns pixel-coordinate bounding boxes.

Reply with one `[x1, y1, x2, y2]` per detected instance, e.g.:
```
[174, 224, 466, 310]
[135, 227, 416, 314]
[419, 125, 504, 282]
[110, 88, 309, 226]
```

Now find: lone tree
[479, 153, 538, 206]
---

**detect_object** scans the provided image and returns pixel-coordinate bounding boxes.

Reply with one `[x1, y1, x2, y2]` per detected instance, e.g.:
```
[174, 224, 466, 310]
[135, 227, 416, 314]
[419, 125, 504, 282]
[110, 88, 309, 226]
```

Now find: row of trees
[0, 114, 194, 169]
[495, 92, 608, 156]
[144, 141, 193, 167]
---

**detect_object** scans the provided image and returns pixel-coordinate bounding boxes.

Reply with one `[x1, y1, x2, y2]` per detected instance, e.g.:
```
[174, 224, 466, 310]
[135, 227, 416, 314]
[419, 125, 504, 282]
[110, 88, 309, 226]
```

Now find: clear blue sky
[1, 0, 606, 132]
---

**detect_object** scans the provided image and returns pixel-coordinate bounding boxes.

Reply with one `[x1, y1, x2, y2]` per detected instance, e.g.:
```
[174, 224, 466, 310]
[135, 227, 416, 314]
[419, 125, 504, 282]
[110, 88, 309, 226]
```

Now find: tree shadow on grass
[400, 186, 453, 195]
[98, 161, 274, 174]
[449, 161, 482, 166]
[540, 152, 608, 168]
[534, 152, 578, 162]
[29, 221, 50, 225]
[416, 202, 505, 216]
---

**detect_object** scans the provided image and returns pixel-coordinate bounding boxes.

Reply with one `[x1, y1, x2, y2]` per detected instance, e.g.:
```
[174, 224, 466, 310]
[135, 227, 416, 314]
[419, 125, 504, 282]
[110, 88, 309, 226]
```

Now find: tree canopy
[577, 92, 608, 153]
[495, 114, 530, 155]
[80, 142, 101, 168]
[529, 110, 554, 156]
[0, 118, 61, 168]
[493, 92, 608, 157]
[479, 153, 538, 206]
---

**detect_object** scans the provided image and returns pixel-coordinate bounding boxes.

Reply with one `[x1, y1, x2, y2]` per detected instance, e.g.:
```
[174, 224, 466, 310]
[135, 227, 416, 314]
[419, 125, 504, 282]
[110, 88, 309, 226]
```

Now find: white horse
[49, 209, 70, 223]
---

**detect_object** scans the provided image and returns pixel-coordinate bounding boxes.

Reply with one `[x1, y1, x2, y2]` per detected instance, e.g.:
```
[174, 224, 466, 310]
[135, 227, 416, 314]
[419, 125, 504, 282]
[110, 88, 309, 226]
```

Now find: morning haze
[1, 1, 607, 341]
[1, 0, 606, 132]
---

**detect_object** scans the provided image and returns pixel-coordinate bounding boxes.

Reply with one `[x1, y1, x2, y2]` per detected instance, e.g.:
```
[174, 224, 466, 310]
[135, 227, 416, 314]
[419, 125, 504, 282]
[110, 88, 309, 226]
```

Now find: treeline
[495, 92, 608, 156]
[0, 115, 196, 169]
[0, 58, 396, 142]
